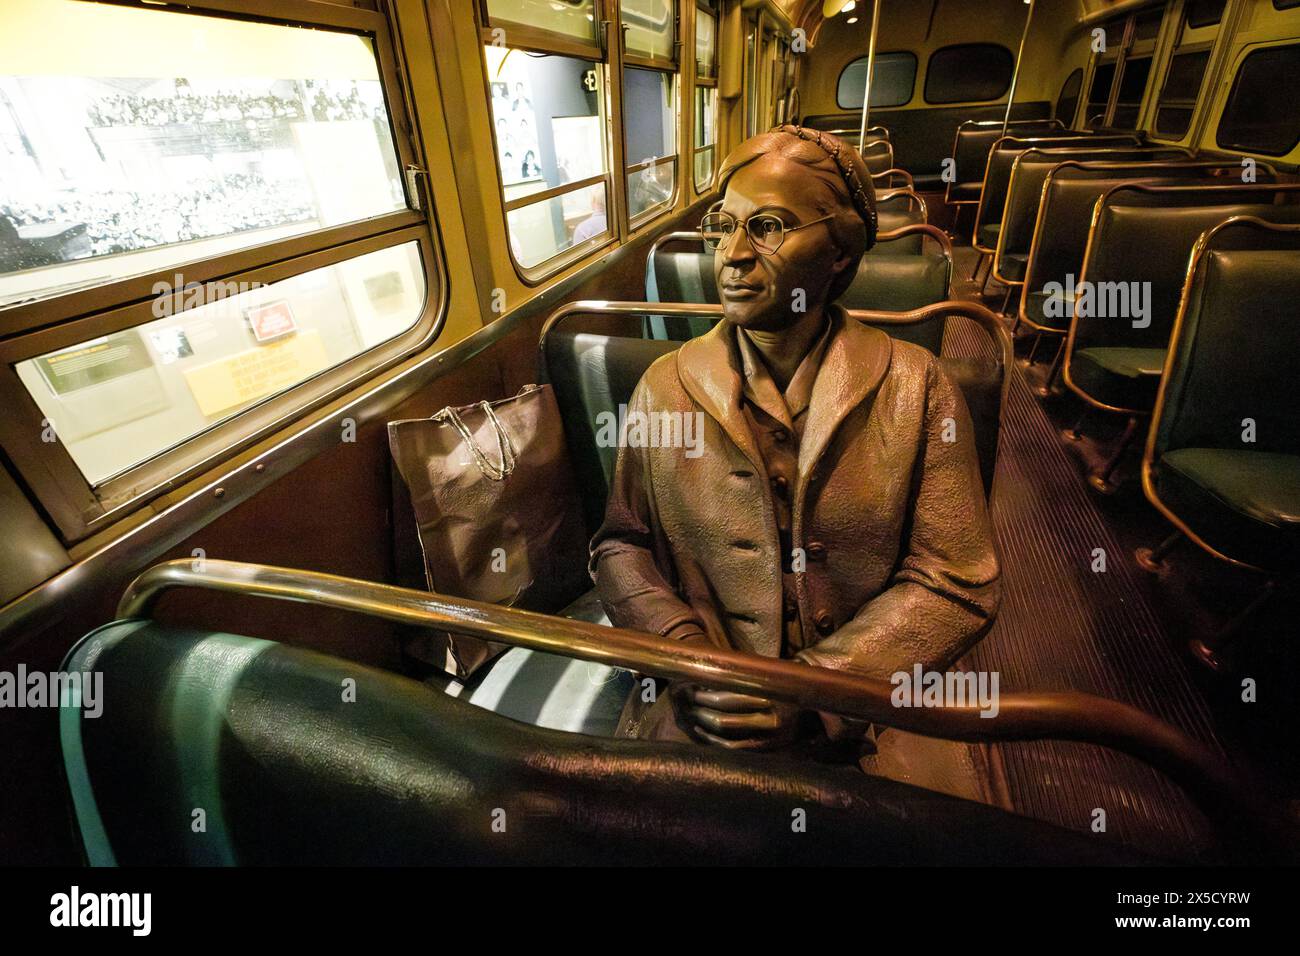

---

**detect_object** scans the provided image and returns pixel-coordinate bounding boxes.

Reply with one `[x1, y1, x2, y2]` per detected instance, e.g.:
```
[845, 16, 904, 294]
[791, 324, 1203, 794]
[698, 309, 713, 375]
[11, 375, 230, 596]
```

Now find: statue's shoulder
[631, 348, 690, 404]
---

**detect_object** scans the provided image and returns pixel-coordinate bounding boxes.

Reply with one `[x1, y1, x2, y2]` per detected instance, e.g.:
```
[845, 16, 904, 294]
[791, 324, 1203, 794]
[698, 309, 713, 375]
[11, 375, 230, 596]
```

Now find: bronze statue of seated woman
[590, 126, 1001, 778]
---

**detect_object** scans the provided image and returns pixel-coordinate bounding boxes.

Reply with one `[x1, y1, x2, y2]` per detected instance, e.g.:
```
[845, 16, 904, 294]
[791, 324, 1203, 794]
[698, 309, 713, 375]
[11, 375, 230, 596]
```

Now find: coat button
[771, 428, 789, 442]
[815, 610, 835, 635]
[770, 474, 788, 497]
[806, 541, 827, 561]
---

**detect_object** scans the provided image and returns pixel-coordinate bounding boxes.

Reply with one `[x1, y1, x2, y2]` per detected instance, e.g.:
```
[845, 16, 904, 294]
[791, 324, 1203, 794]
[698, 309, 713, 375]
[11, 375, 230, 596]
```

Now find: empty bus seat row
[944, 118, 1066, 207]
[970, 133, 1145, 258]
[1142, 217, 1300, 576]
[1016, 160, 1267, 346]
[644, 224, 953, 352]
[991, 147, 1198, 286]
[1061, 182, 1300, 490]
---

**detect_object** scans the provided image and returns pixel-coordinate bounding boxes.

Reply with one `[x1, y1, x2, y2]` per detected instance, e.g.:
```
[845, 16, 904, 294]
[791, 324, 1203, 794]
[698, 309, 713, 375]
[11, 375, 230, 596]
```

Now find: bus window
[923, 44, 1012, 104]
[0, 0, 408, 310]
[622, 2, 679, 225]
[694, 2, 719, 193]
[836, 52, 917, 110]
[485, 47, 610, 269]
[625, 68, 678, 222]
[1110, 56, 1152, 129]
[1216, 44, 1300, 157]
[694, 86, 718, 192]
[16, 242, 426, 488]
[1155, 50, 1211, 138]
[485, 0, 599, 44]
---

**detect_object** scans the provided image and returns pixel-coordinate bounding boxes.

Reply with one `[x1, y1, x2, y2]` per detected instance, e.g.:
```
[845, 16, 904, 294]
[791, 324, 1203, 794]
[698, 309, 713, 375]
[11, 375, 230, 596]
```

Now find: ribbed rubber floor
[944, 254, 1223, 861]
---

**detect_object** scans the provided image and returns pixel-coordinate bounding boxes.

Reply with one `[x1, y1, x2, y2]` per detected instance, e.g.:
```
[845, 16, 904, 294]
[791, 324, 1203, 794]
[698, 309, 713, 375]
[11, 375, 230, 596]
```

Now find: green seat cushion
[997, 252, 1027, 282]
[1156, 448, 1300, 568]
[977, 223, 1000, 249]
[1070, 346, 1166, 411]
[948, 183, 981, 203]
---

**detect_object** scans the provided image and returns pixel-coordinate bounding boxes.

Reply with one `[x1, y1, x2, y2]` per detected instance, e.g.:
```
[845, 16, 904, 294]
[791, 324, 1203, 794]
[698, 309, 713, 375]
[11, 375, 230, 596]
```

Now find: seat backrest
[861, 139, 894, 176]
[544, 304, 1005, 516]
[947, 119, 1069, 200]
[1072, 184, 1300, 353]
[646, 231, 945, 317]
[973, 134, 1143, 242]
[998, 147, 1192, 263]
[1153, 219, 1300, 459]
[62, 619, 1145, 865]
[840, 254, 950, 351]
[545, 331, 679, 531]
[1021, 163, 1266, 318]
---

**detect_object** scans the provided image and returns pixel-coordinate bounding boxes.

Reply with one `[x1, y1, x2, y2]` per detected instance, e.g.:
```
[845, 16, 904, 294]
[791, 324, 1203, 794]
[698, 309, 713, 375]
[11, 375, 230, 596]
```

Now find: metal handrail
[871, 166, 914, 188]
[117, 558, 1270, 835]
[877, 186, 927, 219]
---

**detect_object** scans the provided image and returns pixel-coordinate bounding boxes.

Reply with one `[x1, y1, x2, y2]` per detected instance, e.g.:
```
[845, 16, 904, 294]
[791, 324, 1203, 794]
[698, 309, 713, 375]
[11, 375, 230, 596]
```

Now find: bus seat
[544, 313, 1003, 521]
[993, 148, 1193, 283]
[1018, 163, 1272, 337]
[448, 590, 633, 738]
[1064, 186, 1300, 417]
[860, 138, 894, 177]
[59, 619, 1148, 865]
[971, 134, 1142, 254]
[944, 119, 1069, 207]
[1145, 222, 1300, 571]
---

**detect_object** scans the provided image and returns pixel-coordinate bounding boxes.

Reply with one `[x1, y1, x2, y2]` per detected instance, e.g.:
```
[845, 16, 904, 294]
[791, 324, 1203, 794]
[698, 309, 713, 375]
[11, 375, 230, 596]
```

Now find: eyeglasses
[699, 210, 834, 256]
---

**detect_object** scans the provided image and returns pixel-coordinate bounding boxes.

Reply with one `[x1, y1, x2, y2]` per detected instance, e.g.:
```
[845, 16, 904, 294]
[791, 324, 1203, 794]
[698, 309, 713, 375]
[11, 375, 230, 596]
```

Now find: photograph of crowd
[0, 76, 399, 283]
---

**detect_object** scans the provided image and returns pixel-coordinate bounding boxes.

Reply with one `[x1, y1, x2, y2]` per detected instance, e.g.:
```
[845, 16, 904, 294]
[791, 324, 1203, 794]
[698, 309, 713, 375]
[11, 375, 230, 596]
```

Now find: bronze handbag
[387, 384, 590, 678]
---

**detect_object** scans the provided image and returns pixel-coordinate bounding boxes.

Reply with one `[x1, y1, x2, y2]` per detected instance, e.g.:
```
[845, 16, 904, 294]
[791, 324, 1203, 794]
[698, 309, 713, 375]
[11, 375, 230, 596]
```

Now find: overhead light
[847, 16, 858, 23]
[843, 1, 856, 10]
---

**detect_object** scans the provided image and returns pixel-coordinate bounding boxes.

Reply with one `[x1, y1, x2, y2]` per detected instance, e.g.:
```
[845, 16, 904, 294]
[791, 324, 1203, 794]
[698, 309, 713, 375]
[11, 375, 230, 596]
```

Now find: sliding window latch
[405, 164, 428, 212]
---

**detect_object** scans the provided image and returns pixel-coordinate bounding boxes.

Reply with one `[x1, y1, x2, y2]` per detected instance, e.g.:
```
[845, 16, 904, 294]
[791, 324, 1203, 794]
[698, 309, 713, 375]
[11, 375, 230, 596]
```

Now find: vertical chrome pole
[1002, 0, 1037, 136]
[857, 0, 882, 147]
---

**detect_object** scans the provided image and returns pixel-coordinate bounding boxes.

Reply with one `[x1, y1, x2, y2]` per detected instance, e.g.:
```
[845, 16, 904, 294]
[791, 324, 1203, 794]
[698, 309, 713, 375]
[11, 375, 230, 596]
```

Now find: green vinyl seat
[1157, 449, 1300, 567]
[62, 619, 1139, 865]
[1064, 184, 1300, 416]
[1069, 346, 1166, 410]
[1144, 222, 1300, 570]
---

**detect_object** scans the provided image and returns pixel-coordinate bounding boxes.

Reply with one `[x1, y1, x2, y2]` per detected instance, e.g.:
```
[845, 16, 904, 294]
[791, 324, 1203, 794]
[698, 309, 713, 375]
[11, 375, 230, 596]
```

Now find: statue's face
[714, 154, 853, 332]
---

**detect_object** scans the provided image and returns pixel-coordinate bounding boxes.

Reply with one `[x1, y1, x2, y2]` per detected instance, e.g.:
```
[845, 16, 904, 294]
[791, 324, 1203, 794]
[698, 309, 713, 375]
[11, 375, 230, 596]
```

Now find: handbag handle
[433, 400, 518, 481]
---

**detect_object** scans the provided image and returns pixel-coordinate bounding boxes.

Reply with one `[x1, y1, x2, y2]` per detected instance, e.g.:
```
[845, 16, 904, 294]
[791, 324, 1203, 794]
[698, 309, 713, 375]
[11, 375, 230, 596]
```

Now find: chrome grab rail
[118, 558, 1272, 836]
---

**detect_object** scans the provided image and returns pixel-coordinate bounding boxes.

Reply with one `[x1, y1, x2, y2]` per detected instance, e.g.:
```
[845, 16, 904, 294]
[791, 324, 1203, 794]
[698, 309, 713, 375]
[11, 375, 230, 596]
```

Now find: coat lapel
[676, 321, 765, 471]
[796, 309, 893, 483]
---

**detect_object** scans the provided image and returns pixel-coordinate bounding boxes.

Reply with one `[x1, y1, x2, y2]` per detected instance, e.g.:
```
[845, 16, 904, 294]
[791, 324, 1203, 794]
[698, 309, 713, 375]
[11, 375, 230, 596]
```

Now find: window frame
[622, 2, 682, 230]
[835, 50, 918, 111]
[922, 43, 1014, 106]
[1215, 41, 1300, 158]
[693, 81, 718, 194]
[0, 0, 445, 542]
[624, 61, 686, 230]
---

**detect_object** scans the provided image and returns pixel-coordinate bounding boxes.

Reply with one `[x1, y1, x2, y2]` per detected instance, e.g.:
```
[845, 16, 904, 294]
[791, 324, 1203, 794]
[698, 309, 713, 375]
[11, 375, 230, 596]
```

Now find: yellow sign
[183, 330, 330, 418]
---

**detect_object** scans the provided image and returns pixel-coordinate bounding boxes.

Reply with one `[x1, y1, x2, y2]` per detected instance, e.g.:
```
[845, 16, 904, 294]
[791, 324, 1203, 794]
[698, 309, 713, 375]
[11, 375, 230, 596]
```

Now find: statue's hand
[671, 685, 802, 751]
